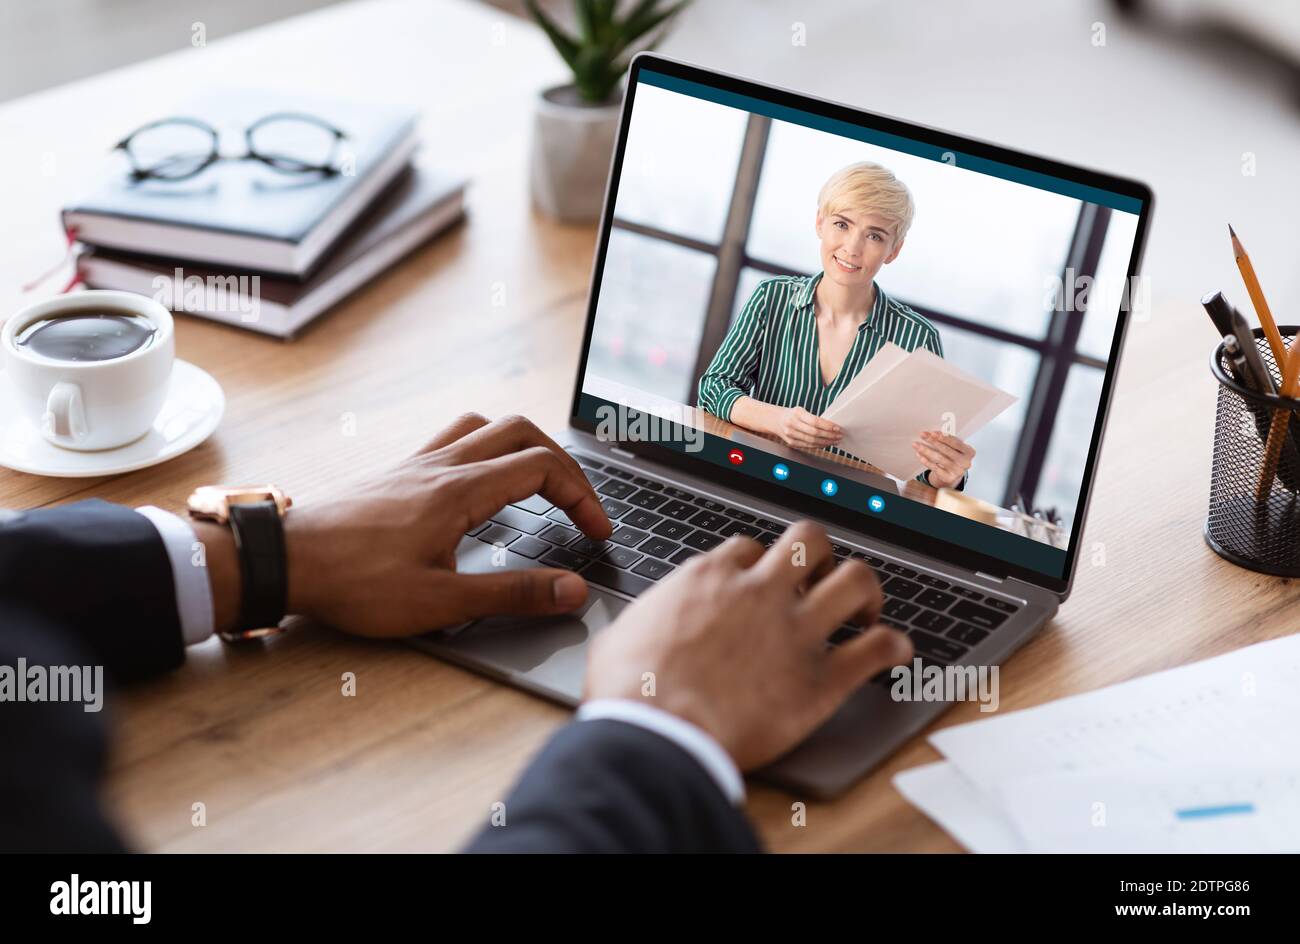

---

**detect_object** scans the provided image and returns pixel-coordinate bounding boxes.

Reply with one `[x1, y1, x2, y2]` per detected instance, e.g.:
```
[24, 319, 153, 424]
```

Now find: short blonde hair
[817, 162, 914, 245]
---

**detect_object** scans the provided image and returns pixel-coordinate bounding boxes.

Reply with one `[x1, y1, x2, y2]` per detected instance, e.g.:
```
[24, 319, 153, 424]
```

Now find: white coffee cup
[1, 290, 175, 451]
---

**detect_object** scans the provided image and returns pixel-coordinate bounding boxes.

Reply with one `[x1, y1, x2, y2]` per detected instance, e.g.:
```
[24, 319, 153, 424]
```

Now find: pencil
[1231, 225, 1287, 368]
[1233, 225, 1298, 500]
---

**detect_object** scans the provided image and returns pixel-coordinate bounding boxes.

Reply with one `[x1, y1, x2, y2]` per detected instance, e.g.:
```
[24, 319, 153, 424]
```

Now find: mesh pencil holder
[1205, 325, 1300, 576]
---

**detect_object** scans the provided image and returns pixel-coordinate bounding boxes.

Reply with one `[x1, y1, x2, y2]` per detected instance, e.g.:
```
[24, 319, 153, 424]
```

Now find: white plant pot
[529, 84, 621, 223]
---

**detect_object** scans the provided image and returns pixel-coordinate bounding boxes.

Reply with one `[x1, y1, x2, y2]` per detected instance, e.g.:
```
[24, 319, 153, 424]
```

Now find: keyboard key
[853, 553, 886, 567]
[540, 523, 580, 546]
[584, 562, 654, 597]
[983, 598, 1019, 614]
[582, 469, 609, 487]
[830, 543, 853, 557]
[600, 546, 644, 569]
[949, 586, 983, 601]
[477, 524, 521, 546]
[727, 509, 756, 523]
[652, 520, 694, 541]
[570, 536, 611, 557]
[693, 497, 727, 512]
[606, 467, 634, 480]
[662, 486, 695, 501]
[490, 505, 549, 534]
[631, 476, 663, 491]
[755, 530, 780, 548]
[915, 574, 950, 589]
[622, 509, 663, 530]
[689, 511, 729, 531]
[909, 629, 969, 661]
[883, 577, 923, 600]
[753, 517, 783, 532]
[669, 547, 699, 565]
[597, 479, 637, 500]
[912, 610, 954, 634]
[628, 490, 668, 510]
[611, 527, 649, 548]
[659, 500, 696, 521]
[546, 508, 574, 526]
[511, 494, 553, 515]
[570, 453, 603, 470]
[683, 531, 722, 551]
[949, 600, 1008, 629]
[541, 548, 589, 571]
[631, 558, 675, 580]
[508, 535, 550, 559]
[718, 521, 761, 539]
[915, 589, 956, 611]
[640, 537, 680, 559]
[882, 563, 918, 578]
[600, 498, 632, 520]
[882, 599, 920, 622]
[947, 622, 989, 645]
[466, 522, 489, 537]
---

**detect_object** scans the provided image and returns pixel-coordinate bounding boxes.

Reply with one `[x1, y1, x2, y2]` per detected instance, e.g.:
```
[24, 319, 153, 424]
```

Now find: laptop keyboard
[465, 451, 1021, 672]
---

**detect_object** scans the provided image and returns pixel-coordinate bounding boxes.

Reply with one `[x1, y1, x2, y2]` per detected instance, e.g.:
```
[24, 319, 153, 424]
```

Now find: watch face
[188, 485, 292, 521]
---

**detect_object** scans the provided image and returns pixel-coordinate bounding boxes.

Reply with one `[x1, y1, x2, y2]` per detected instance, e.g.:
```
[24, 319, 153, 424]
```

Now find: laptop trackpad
[439, 589, 630, 698]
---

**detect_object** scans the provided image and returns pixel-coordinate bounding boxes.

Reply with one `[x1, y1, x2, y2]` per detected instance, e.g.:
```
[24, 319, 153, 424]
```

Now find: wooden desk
[2, 0, 1296, 853]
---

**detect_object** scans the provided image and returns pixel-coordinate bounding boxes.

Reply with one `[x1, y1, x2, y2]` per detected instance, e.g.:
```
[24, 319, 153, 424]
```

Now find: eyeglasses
[113, 113, 350, 182]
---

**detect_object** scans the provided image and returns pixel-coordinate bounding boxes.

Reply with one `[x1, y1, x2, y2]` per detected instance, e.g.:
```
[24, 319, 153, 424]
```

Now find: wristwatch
[186, 485, 293, 642]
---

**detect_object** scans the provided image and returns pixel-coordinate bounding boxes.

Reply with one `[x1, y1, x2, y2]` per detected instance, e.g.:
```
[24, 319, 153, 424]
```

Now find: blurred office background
[3, 0, 1297, 521]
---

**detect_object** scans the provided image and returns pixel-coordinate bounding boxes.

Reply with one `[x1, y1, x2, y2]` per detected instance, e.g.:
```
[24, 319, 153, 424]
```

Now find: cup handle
[43, 381, 88, 441]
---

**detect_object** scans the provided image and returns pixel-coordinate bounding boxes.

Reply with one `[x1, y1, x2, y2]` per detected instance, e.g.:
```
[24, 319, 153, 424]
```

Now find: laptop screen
[571, 57, 1151, 592]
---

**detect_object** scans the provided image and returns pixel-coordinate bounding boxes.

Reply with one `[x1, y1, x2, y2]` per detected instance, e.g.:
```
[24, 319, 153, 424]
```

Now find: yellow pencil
[1233, 224, 1298, 500]
[1231, 224, 1287, 369]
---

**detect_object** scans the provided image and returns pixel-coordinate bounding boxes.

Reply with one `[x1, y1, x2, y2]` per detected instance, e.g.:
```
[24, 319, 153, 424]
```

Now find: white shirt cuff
[577, 698, 745, 805]
[134, 506, 214, 647]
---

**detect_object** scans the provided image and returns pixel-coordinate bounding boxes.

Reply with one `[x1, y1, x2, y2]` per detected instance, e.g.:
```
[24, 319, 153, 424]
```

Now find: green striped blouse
[698, 272, 962, 486]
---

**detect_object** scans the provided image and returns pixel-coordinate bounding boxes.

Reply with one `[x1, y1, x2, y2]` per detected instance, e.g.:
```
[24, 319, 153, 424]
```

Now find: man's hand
[584, 521, 913, 771]
[913, 429, 974, 488]
[197, 413, 612, 638]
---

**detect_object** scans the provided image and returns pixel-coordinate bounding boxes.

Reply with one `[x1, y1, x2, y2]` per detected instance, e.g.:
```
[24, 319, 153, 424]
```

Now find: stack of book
[65, 89, 467, 339]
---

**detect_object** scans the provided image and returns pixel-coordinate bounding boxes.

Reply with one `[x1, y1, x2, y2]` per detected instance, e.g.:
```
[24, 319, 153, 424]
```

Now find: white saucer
[0, 359, 224, 478]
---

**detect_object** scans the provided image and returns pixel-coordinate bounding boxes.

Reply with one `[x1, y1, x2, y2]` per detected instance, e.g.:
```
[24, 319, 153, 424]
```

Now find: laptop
[411, 54, 1153, 798]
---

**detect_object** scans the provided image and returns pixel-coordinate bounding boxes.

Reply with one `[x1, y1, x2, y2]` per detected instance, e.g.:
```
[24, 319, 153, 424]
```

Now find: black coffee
[14, 309, 157, 362]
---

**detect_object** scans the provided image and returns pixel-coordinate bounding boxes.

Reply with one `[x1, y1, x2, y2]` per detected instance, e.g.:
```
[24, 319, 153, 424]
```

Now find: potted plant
[526, 0, 690, 222]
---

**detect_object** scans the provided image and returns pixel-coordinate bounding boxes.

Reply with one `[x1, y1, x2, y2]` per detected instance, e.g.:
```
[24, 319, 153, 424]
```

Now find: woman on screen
[697, 161, 975, 489]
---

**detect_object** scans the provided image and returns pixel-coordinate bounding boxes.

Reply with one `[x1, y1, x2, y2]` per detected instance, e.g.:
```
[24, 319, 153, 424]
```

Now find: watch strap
[227, 499, 287, 636]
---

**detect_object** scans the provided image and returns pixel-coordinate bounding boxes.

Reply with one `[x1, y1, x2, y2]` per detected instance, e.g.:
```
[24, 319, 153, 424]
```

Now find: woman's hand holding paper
[912, 429, 975, 488]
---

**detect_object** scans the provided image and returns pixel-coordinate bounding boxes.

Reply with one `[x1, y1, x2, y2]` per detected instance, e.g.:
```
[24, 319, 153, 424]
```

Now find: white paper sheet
[892, 761, 1025, 853]
[894, 635, 1300, 853]
[822, 344, 1018, 479]
[998, 766, 1300, 853]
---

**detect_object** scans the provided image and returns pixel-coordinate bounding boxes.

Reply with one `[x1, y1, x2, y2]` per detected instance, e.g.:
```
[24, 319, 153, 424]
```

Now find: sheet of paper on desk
[822, 344, 1018, 479]
[998, 765, 1300, 853]
[930, 633, 1300, 794]
[894, 634, 1300, 852]
[892, 761, 1025, 853]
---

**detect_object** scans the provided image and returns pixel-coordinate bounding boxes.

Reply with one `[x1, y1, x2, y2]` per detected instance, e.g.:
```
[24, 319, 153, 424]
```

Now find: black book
[63, 88, 419, 279]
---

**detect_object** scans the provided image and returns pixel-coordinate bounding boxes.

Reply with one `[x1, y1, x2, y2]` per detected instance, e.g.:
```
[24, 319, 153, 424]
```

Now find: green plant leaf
[620, 0, 691, 49]
[525, 0, 581, 70]
[574, 0, 598, 43]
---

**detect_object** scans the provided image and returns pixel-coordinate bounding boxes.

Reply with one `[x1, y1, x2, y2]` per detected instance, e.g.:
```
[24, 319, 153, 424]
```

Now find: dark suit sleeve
[0, 499, 184, 682]
[463, 719, 762, 853]
[0, 602, 127, 852]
